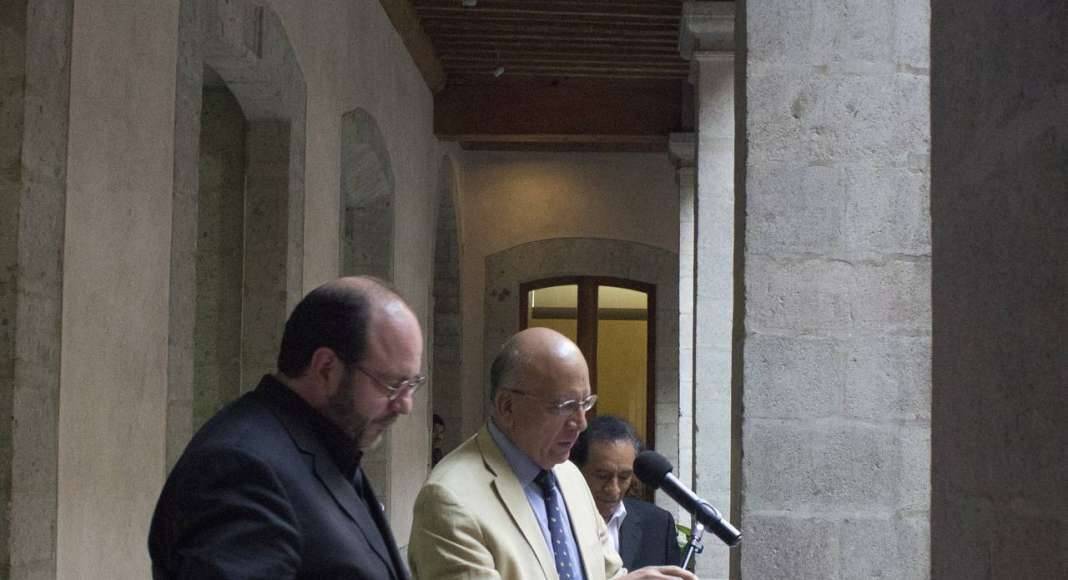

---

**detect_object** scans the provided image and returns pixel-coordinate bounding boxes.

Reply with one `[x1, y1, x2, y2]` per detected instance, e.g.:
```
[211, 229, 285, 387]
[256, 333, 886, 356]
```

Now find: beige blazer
[409, 425, 624, 579]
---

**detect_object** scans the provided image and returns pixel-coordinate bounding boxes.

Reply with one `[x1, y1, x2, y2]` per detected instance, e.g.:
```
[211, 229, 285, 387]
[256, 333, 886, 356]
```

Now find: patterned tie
[535, 470, 579, 580]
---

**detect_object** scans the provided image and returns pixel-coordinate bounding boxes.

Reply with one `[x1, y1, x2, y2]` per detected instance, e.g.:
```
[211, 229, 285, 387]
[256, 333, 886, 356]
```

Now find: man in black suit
[149, 276, 424, 579]
[570, 416, 683, 571]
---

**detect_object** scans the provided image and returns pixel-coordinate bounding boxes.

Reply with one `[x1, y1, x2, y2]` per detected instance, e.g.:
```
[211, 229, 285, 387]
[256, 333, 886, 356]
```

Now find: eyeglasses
[502, 388, 598, 416]
[351, 364, 427, 401]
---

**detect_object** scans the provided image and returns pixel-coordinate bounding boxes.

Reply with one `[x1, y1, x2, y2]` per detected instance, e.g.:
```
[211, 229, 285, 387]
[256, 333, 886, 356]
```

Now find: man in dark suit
[570, 416, 683, 571]
[149, 276, 424, 579]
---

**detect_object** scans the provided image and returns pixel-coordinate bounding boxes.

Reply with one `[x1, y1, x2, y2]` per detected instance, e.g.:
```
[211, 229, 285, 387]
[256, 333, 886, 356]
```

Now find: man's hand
[621, 565, 698, 579]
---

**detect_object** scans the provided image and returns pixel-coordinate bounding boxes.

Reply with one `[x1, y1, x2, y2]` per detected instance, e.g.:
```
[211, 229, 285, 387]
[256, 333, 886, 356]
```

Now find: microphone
[633, 450, 742, 547]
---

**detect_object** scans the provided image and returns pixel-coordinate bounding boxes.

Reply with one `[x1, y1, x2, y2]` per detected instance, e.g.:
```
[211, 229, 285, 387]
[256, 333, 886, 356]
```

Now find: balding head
[278, 276, 409, 377]
[491, 327, 592, 469]
[491, 327, 586, 400]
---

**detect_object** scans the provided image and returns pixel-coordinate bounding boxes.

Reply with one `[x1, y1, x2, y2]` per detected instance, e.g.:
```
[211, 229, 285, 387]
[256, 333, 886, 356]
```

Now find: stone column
[2, 0, 73, 577]
[742, 1, 931, 579]
[668, 133, 696, 492]
[679, 4, 736, 578]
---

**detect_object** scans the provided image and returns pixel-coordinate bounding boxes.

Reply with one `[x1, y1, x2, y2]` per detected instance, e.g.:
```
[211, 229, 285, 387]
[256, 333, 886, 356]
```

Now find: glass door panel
[595, 286, 649, 444]
[526, 284, 578, 344]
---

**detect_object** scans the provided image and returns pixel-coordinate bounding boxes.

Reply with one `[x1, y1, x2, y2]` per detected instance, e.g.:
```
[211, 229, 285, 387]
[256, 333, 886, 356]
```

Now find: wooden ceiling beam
[415, 7, 681, 21]
[413, 0, 682, 11]
[379, 0, 447, 92]
[434, 77, 683, 147]
[422, 22, 681, 37]
[422, 32, 680, 44]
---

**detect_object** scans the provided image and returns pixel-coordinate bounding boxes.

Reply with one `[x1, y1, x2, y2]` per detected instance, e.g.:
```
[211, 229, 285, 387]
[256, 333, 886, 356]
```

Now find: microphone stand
[681, 521, 705, 570]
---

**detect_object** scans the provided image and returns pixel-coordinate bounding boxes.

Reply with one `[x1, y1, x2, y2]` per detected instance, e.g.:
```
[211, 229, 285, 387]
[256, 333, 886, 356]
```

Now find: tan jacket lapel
[477, 427, 556, 579]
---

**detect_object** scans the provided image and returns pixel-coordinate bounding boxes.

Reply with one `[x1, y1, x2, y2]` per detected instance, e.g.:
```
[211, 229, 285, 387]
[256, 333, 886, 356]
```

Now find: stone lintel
[679, 1, 736, 59]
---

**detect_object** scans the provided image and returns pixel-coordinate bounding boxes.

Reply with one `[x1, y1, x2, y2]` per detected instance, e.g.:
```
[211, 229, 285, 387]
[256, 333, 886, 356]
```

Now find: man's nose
[390, 390, 415, 415]
[605, 476, 620, 496]
[570, 407, 588, 431]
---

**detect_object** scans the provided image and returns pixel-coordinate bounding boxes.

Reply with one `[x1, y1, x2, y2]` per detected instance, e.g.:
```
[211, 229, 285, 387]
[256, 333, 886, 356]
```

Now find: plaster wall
[458, 151, 679, 437]
[931, 2, 1068, 578]
[46, 0, 440, 575]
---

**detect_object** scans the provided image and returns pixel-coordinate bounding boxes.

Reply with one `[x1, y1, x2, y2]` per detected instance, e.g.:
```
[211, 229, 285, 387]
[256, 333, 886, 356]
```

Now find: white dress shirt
[604, 500, 628, 553]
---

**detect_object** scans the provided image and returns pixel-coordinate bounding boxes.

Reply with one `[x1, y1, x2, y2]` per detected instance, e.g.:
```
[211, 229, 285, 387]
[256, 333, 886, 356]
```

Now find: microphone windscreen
[633, 450, 673, 488]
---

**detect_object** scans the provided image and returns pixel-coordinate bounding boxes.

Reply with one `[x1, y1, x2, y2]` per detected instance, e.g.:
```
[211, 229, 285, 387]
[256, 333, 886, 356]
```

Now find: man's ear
[493, 391, 513, 429]
[307, 347, 340, 389]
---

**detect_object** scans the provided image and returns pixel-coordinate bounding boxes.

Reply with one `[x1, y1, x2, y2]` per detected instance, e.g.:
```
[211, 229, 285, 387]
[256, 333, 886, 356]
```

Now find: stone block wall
[741, 1, 931, 578]
[931, 1, 1068, 578]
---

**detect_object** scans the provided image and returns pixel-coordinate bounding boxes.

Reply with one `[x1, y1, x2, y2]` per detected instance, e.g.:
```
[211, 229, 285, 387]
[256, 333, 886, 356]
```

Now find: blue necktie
[535, 470, 581, 580]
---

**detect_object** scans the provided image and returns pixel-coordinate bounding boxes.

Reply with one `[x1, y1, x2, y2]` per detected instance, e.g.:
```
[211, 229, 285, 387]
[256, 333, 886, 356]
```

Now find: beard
[327, 365, 370, 445]
[328, 363, 392, 450]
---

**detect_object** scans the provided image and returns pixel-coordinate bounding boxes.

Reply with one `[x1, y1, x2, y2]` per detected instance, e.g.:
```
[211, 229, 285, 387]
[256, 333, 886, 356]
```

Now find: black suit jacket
[149, 376, 408, 580]
[619, 497, 683, 570]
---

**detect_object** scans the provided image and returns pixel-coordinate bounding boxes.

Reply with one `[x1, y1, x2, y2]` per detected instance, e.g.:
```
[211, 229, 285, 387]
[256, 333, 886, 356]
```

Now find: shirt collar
[606, 498, 628, 526]
[487, 418, 543, 487]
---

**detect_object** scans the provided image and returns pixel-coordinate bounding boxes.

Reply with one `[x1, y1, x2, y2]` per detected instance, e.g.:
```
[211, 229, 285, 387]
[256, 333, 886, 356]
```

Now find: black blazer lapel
[358, 469, 408, 578]
[270, 397, 400, 579]
[619, 499, 644, 569]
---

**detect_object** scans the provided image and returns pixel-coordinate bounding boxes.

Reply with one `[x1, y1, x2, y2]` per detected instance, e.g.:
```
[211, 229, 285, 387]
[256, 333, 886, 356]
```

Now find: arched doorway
[168, 0, 307, 466]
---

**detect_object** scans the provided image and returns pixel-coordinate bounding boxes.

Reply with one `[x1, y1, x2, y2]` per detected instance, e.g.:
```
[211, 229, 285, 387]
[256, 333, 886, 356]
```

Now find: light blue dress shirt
[488, 420, 586, 578]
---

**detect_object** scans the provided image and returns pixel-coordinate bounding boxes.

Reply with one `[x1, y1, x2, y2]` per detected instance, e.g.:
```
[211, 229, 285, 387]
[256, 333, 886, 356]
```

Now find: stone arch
[483, 238, 679, 471]
[338, 107, 395, 500]
[431, 155, 463, 458]
[168, 0, 307, 467]
[340, 108, 394, 280]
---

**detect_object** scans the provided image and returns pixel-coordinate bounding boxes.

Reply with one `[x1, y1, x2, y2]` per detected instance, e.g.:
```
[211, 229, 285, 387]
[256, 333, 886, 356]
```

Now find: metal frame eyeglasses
[502, 388, 598, 416]
[352, 364, 427, 401]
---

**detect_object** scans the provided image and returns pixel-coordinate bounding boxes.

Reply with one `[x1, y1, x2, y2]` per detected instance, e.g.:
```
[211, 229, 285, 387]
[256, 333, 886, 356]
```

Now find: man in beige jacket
[409, 327, 695, 580]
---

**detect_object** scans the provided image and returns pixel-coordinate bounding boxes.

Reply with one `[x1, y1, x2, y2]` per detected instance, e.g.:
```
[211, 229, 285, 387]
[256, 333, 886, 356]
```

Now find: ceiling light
[462, 0, 477, 7]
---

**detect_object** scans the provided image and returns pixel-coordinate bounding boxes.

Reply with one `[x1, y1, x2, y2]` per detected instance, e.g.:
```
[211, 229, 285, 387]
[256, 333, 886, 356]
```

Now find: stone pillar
[680, 3, 736, 578]
[2, 0, 73, 577]
[668, 132, 696, 492]
[742, 1, 931, 579]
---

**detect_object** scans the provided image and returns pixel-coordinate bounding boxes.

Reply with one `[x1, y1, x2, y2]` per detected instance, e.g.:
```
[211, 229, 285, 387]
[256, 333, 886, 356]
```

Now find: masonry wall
[457, 151, 679, 436]
[741, 1, 931, 578]
[930, 2, 1068, 578]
